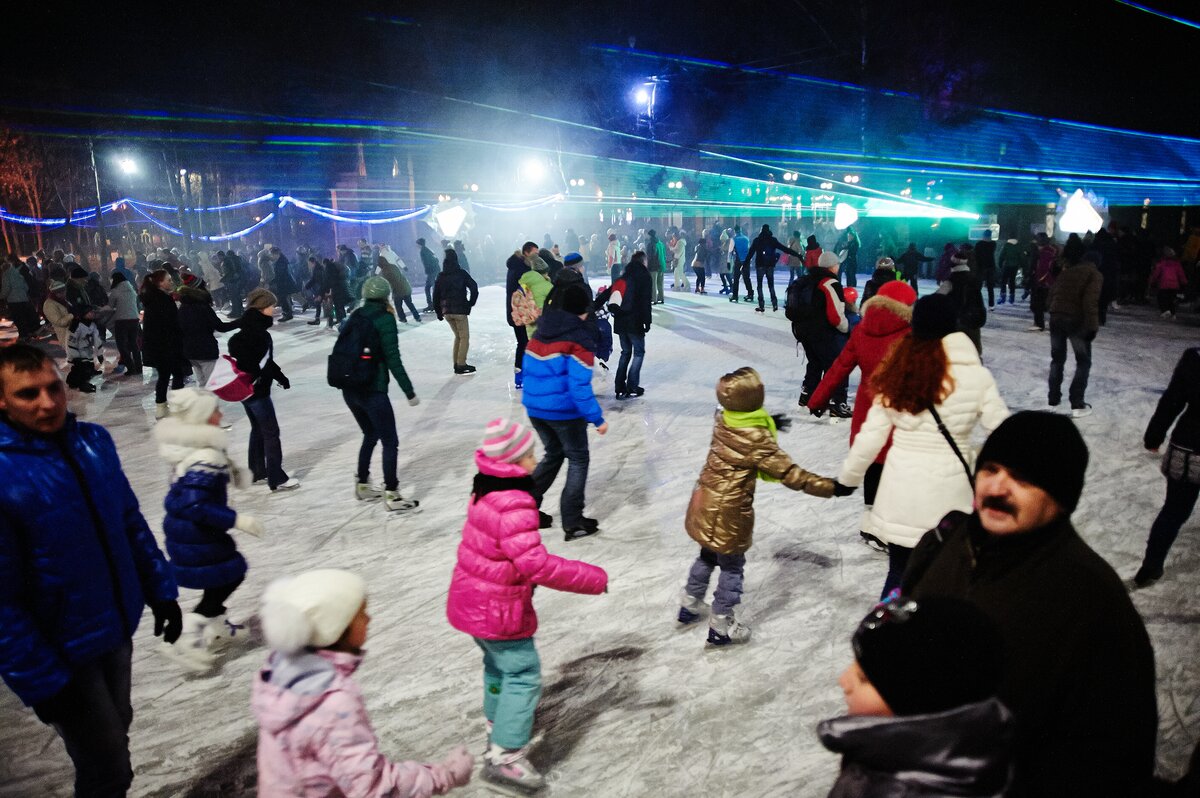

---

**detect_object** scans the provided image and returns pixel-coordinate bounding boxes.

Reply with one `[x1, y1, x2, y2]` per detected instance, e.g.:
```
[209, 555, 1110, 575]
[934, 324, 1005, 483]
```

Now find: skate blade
[480, 773, 546, 797]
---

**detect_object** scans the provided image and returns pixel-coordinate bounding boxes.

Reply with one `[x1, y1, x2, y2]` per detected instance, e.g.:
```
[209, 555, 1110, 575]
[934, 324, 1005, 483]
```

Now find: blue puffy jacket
[0, 415, 177, 706]
[522, 309, 605, 426]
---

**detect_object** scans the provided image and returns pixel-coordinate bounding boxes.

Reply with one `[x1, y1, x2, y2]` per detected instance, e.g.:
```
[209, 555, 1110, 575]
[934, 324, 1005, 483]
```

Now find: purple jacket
[446, 452, 607, 640]
[252, 649, 453, 798]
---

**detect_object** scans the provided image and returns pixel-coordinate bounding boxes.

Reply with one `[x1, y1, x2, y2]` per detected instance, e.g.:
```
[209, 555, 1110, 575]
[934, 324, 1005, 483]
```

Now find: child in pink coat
[1150, 248, 1187, 318]
[253, 569, 473, 798]
[446, 418, 608, 795]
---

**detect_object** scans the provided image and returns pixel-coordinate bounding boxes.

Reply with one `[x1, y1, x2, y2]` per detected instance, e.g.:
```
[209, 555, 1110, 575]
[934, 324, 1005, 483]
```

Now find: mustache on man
[980, 495, 1016, 515]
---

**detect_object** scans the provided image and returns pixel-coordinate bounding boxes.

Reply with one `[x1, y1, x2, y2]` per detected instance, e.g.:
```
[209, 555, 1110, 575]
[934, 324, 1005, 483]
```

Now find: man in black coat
[418, 238, 441, 311]
[903, 412, 1157, 798]
[506, 241, 540, 389]
[975, 229, 997, 308]
[611, 251, 652, 399]
[741, 223, 801, 313]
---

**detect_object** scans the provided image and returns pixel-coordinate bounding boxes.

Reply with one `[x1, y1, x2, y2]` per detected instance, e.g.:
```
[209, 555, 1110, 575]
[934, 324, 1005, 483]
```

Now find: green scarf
[722, 408, 780, 482]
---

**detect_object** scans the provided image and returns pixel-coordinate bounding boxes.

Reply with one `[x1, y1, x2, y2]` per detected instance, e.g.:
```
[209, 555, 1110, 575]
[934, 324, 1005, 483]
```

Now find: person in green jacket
[345, 277, 421, 513]
[518, 255, 554, 336]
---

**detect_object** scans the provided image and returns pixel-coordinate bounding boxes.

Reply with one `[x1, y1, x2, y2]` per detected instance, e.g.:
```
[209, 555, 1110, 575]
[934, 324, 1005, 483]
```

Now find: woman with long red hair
[836, 293, 1009, 597]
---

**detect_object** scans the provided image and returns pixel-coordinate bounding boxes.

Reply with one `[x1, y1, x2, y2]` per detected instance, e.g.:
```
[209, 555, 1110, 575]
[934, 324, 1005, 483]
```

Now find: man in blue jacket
[522, 284, 609, 540]
[0, 343, 180, 796]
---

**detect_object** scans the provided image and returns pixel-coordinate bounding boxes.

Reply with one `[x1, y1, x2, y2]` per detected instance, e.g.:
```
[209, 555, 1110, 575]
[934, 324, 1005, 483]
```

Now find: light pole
[87, 139, 110, 271]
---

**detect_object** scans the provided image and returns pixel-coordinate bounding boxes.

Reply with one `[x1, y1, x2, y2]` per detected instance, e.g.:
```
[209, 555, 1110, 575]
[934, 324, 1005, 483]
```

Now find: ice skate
[155, 402, 169, 419]
[384, 490, 421, 513]
[563, 517, 599, 541]
[707, 613, 751, 647]
[483, 744, 545, 795]
[829, 402, 853, 419]
[1133, 563, 1163, 588]
[677, 591, 709, 626]
[1070, 403, 1093, 419]
[355, 481, 383, 501]
[202, 613, 248, 650]
[158, 613, 216, 672]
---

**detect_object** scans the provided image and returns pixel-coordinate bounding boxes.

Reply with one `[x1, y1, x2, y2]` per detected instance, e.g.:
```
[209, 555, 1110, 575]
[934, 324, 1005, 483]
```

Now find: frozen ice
[1, 278, 1197, 796]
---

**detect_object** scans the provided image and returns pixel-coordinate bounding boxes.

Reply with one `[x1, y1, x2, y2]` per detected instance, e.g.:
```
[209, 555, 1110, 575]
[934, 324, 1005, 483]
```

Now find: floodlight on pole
[635, 88, 649, 104]
[834, 202, 860, 230]
[117, 157, 138, 176]
[521, 158, 545, 184]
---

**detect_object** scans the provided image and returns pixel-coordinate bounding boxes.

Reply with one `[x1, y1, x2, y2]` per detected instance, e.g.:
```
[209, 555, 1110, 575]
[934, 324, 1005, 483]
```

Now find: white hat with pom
[260, 569, 367, 653]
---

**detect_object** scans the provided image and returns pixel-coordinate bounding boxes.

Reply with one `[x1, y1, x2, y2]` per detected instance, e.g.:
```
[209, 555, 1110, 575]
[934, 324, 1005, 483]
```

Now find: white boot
[483, 743, 545, 794]
[155, 402, 169, 420]
[159, 613, 216, 672]
[355, 481, 383, 501]
[677, 591, 709, 625]
[707, 613, 752, 647]
[202, 614, 247, 650]
[384, 490, 421, 513]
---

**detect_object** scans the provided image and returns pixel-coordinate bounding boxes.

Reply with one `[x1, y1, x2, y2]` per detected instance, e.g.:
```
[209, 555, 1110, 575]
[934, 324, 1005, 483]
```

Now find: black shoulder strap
[928, 405, 975, 487]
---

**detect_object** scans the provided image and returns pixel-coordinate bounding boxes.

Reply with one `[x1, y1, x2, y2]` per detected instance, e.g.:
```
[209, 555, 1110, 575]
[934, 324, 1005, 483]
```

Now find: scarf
[472, 472, 537, 502]
[722, 408, 780, 483]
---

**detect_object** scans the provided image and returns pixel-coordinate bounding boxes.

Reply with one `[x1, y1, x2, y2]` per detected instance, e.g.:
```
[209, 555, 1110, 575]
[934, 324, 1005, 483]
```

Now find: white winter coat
[837, 332, 1009, 548]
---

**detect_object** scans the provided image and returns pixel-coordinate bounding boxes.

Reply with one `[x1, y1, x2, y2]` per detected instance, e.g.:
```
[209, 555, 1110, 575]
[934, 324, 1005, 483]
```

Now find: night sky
[4, 0, 1196, 138]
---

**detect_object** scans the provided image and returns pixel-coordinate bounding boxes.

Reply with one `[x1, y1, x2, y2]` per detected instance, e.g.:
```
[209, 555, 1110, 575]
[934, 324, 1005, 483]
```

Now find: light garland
[128, 193, 277, 213]
[129, 202, 278, 242]
[277, 196, 431, 224]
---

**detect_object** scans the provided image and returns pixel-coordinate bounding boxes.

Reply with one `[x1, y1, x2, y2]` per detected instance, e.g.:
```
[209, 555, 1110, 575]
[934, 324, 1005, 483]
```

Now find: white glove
[408, 396, 420, 406]
[233, 513, 264, 537]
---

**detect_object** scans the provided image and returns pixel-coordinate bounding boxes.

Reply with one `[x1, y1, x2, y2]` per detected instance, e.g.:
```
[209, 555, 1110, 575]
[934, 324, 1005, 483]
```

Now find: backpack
[511, 286, 540, 327]
[785, 273, 819, 323]
[326, 311, 381, 389]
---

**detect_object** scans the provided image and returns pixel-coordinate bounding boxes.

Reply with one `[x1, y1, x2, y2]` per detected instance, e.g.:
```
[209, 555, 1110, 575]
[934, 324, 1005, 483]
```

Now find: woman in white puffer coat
[837, 293, 1009, 598]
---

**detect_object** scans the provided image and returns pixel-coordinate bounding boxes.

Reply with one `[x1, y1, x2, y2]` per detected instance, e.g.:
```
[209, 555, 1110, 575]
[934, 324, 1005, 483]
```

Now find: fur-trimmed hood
[859, 294, 913, 337]
[153, 417, 247, 486]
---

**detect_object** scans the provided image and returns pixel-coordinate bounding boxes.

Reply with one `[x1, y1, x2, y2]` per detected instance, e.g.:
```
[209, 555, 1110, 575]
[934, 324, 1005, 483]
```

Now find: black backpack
[327, 311, 380, 389]
[785, 273, 819, 323]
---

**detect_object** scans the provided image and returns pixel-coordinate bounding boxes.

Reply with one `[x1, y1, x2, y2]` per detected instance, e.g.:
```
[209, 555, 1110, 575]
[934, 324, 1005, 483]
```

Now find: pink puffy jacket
[446, 451, 607, 640]
[1152, 259, 1187, 291]
[252, 649, 456, 798]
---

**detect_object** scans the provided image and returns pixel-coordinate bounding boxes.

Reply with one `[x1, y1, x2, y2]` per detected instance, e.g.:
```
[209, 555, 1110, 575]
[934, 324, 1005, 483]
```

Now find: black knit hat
[70, 266, 88, 279]
[853, 595, 1003, 716]
[976, 411, 1089, 512]
[910, 293, 957, 340]
[561, 283, 591, 315]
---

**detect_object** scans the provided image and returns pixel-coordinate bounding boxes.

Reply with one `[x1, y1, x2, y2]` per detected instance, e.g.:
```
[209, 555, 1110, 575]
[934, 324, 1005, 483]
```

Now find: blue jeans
[475, 637, 541, 749]
[615, 331, 645, 393]
[48, 642, 134, 797]
[882, 544, 912, 599]
[243, 395, 289, 488]
[1048, 321, 1092, 407]
[686, 546, 746, 617]
[1143, 477, 1200, 571]
[529, 416, 590, 527]
[343, 389, 398, 490]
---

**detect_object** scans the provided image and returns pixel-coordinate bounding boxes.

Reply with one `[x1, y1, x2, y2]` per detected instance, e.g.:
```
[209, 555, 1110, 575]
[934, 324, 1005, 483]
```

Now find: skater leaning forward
[678, 366, 849, 646]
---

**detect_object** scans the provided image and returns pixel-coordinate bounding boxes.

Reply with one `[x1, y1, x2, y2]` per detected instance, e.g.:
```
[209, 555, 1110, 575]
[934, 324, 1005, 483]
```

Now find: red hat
[875, 281, 917, 306]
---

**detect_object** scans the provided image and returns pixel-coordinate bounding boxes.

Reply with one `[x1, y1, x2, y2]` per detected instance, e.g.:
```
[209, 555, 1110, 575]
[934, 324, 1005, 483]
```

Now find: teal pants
[475, 637, 542, 749]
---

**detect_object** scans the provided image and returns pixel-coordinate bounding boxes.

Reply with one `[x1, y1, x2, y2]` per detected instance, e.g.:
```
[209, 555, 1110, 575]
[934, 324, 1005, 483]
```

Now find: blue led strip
[129, 202, 278, 241]
[473, 195, 561, 212]
[0, 209, 68, 226]
[128, 193, 276, 213]
[277, 196, 430, 224]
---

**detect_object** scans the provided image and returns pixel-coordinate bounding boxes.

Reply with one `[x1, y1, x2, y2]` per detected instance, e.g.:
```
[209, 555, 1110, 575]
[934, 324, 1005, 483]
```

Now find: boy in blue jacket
[522, 283, 609, 540]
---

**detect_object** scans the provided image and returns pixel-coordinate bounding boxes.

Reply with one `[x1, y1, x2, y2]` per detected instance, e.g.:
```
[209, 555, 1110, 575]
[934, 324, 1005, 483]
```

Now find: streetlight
[117, 157, 138, 175]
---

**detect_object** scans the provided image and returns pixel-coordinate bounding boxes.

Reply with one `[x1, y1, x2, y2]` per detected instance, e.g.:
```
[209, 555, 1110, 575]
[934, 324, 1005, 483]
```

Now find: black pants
[67, 358, 97, 389]
[731, 262, 753, 299]
[113, 320, 142, 373]
[1158, 289, 1178, 314]
[395, 295, 421, 322]
[424, 274, 437, 307]
[195, 577, 243, 618]
[756, 266, 777, 309]
[47, 642, 134, 797]
[343, 388, 399, 490]
[8, 301, 38, 336]
[882, 544, 912, 599]
[983, 270, 995, 307]
[800, 336, 847, 403]
[275, 292, 293, 320]
[1030, 285, 1049, 329]
[512, 324, 529, 371]
[842, 258, 857, 289]
[1143, 477, 1199, 571]
[154, 357, 189, 403]
[693, 267, 706, 292]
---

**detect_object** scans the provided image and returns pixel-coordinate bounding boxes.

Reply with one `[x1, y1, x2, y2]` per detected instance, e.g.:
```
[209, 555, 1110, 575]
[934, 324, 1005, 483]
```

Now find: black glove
[151, 599, 183, 644]
[809, 405, 826, 419]
[643, 323, 651, 333]
[32, 679, 79, 724]
[277, 374, 291, 390]
[832, 480, 857, 497]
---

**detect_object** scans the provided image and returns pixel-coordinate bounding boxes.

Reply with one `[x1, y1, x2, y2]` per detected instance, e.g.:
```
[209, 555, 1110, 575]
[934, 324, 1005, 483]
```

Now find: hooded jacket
[178, 285, 240, 361]
[1047, 259, 1102, 334]
[1150, 258, 1187, 291]
[521, 309, 604, 425]
[518, 266, 553, 334]
[431, 260, 478, 319]
[352, 300, 415, 398]
[376, 257, 412, 300]
[743, 227, 801, 270]
[809, 294, 913, 462]
[446, 451, 607, 640]
[818, 698, 1014, 797]
[685, 370, 835, 556]
[837, 333, 1009, 548]
[0, 414, 177, 705]
[108, 278, 140, 322]
[252, 649, 453, 798]
[154, 418, 247, 590]
[613, 259, 652, 335]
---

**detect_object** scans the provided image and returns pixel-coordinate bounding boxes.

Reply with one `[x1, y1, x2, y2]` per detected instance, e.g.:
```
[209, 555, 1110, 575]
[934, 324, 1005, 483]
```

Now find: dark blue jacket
[0, 415, 177, 706]
[522, 309, 604, 426]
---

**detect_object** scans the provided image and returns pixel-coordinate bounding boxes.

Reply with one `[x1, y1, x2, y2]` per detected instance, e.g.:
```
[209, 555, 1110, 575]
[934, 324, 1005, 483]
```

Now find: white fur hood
[153, 418, 247, 486]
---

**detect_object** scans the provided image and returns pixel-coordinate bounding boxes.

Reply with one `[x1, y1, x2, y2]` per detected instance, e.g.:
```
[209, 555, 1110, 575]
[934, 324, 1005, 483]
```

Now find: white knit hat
[260, 569, 367, 653]
[480, 417, 535, 463]
[818, 250, 840, 270]
[166, 387, 219, 425]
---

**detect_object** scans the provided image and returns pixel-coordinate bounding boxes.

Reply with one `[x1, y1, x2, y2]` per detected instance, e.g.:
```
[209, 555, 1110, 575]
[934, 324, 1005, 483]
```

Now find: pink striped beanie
[481, 418, 536, 463]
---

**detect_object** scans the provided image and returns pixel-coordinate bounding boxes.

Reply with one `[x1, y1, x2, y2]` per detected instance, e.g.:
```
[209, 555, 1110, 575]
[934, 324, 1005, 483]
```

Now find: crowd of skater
[1, 214, 1199, 797]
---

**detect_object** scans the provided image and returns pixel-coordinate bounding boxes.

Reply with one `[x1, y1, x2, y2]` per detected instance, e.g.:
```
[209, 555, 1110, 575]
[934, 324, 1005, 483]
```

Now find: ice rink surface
[1, 278, 1197, 796]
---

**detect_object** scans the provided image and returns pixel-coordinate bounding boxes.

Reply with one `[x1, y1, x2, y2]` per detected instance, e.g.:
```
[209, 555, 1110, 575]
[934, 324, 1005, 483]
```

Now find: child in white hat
[255, 569, 473, 797]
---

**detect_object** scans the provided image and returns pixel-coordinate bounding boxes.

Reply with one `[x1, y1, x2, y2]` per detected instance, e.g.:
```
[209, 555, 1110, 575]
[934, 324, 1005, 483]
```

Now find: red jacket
[808, 294, 913, 462]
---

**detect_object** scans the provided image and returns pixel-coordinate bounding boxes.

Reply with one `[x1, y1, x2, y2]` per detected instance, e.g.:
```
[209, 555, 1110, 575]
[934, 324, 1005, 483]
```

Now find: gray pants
[445, 314, 470, 366]
[48, 642, 134, 797]
[686, 546, 746, 617]
[190, 359, 216, 387]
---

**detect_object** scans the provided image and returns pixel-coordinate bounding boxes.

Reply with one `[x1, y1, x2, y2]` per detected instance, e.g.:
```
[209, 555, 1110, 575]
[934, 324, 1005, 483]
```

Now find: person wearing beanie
[153, 388, 261, 671]
[63, 302, 100, 393]
[789, 249, 852, 417]
[335, 275, 420, 512]
[903, 411, 1157, 798]
[809, 280, 916, 552]
[1046, 233, 1102, 417]
[740, 222, 801, 313]
[431, 249, 479, 375]
[837, 293, 1008, 598]
[544, 253, 595, 316]
[678, 366, 841, 646]
[860, 256, 897, 304]
[818, 594, 1014, 797]
[255, 569, 474, 798]
[936, 246, 988, 355]
[227, 287, 299, 492]
[446, 421, 607, 794]
[66, 265, 93, 311]
[42, 280, 73, 351]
